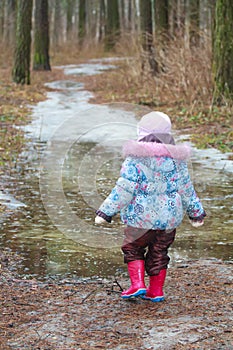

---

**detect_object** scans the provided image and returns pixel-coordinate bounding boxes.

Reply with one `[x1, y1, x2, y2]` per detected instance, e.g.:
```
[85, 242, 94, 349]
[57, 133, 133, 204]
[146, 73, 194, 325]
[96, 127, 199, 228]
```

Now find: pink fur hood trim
[122, 140, 191, 160]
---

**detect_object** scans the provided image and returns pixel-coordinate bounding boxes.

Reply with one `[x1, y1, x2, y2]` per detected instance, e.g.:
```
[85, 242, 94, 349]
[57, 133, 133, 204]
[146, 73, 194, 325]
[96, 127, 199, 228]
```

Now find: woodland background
[0, 0, 233, 154]
[0, 3, 232, 348]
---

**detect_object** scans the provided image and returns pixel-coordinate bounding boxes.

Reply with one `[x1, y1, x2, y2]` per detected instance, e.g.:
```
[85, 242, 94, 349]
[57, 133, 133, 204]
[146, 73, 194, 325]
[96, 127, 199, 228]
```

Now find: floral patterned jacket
[96, 140, 206, 230]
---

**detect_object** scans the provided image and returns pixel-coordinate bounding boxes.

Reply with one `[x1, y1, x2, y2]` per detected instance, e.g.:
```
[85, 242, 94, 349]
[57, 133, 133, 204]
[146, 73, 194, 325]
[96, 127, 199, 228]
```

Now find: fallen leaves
[0, 255, 232, 349]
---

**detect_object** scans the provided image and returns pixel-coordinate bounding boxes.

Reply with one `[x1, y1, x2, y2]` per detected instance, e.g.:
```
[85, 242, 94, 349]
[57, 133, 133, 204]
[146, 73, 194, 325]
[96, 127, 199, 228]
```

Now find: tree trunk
[0, 1, 4, 39]
[190, 0, 200, 45]
[50, 0, 62, 48]
[212, 0, 233, 104]
[12, 0, 33, 84]
[3, 0, 16, 45]
[199, 0, 213, 45]
[154, 0, 169, 35]
[119, 0, 125, 32]
[98, 0, 106, 42]
[66, 0, 75, 37]
[140, 0, 158, 74]
[104, 0, 120, 51]
[185, 0, 200, 48]
[129, 0, 139, 33]
[78, 0, 86, 45]
[169, 0, 185, 37]
[85, 0, 99, 44]
[33, 0, 51, 70]
[140, 0, 153, 46]
[127, 0, 133, 31]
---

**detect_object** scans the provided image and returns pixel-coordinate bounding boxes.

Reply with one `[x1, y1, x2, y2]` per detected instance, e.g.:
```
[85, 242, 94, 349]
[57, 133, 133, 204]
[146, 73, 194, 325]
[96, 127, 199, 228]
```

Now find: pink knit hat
[137, 111, 172, 141]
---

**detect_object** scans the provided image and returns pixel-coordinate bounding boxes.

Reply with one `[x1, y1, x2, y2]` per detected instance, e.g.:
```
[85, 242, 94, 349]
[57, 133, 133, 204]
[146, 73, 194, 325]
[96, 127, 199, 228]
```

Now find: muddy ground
[0, 253, 232, 350]
[0, 61, 232, 349]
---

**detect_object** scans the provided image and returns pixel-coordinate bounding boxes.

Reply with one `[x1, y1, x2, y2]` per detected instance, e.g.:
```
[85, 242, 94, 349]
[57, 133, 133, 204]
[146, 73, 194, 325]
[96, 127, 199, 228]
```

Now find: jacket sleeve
[96, 158, 140, 219]
[176, 161, 206, 220]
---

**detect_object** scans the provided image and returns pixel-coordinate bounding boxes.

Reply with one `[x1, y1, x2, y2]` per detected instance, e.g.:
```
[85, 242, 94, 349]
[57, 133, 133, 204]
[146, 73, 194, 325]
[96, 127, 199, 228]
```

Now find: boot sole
[121, 289, 147, 299]
[142, 295, 165, 302]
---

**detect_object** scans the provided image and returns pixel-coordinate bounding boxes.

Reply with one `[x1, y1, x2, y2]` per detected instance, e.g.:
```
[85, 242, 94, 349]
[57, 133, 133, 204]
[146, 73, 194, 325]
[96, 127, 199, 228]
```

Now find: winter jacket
[96, 140, 206, 230]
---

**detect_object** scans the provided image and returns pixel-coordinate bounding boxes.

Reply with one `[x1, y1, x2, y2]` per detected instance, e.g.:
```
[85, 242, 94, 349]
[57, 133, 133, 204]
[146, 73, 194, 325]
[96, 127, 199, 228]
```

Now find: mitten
[95, 216, 107, 224]
[189, 219, 204, 228]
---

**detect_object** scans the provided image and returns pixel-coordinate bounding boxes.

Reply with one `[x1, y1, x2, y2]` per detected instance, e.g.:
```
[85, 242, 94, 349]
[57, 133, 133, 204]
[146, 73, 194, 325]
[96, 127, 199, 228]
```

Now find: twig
[78, 286, 104, 304]
[105, 278, 124, 295]
[106, 289, 121, 294]
[32, 329, 51, 347]
[113, 278, 123, 291]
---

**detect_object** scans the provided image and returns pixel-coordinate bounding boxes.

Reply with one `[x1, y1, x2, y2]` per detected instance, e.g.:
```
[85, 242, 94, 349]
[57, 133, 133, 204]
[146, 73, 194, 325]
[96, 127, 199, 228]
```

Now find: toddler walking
[95, 111, 206, 302]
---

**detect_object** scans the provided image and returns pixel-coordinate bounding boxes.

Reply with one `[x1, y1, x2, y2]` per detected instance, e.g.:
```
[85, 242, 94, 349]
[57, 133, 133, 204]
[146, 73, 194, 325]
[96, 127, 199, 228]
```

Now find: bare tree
[104, 0, 120, 50]
[0, 1, 4, 40]
[154, 0, 169, 35]
[212, 0, 233, 104]
[12, 0, 33, 84]
[78, 0, 86, 45]
[199, 0, 214, 45]
[3, 0, 16, 45]
[169, 0, 185, 37]
[97, 0, 106, 41]
[140, 0, 158, 74]
[33, 0, 51, 70]
[50, 0, 63, 48]
[184, 0, 200, 48]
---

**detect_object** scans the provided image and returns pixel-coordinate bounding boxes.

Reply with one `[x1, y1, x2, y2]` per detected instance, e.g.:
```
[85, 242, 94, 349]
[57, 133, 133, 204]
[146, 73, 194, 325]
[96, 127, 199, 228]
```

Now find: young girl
[95, 111, 206, 302]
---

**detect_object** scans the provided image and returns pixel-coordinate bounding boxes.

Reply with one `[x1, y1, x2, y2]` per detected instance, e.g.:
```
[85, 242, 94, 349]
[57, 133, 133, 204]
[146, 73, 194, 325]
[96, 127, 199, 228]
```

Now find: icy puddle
[1, 60, 232, 280]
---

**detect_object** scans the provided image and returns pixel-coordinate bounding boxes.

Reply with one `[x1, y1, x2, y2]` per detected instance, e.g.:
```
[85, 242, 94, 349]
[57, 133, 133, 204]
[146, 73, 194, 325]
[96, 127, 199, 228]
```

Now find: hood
[122, 140, 191, 160]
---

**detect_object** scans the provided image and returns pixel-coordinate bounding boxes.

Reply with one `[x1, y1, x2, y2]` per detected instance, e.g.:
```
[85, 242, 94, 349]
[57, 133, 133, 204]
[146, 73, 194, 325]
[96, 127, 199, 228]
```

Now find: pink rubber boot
[143, 269, 167, 302]
[121, 260, 147, 299]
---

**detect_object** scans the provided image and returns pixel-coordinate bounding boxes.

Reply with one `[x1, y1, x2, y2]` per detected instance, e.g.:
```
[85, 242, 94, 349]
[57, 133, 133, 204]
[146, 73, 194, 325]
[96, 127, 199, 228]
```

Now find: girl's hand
[189, 219, 204, 228]
[95, 216, 107, 224]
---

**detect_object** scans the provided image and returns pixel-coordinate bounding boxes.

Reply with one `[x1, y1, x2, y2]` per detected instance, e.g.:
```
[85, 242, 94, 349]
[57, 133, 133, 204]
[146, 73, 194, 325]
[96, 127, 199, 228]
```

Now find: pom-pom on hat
[137, 111, 172, 141]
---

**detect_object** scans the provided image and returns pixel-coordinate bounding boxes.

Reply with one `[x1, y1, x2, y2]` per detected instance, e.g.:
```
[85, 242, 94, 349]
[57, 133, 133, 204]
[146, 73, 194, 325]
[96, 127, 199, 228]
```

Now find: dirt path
[1, 61, 232, 349]
[0, 255, 232, 350]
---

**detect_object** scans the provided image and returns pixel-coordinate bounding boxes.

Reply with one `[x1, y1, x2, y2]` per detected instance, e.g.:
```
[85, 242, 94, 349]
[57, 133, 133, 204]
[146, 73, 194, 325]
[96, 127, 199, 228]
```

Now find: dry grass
[0, 35, 232, 153]
[113, 33, 213, 108]
[50, 40, 110, 66]
[0, 56, 68, 171]
[81, 33, 232, 152]
[0, 34, 214, 109]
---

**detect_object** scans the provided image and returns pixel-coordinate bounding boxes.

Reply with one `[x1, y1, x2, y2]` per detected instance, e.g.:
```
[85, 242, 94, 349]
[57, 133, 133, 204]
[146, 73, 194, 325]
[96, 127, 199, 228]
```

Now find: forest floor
[0, 252, 232, 349]
[0, 56, 233, 349]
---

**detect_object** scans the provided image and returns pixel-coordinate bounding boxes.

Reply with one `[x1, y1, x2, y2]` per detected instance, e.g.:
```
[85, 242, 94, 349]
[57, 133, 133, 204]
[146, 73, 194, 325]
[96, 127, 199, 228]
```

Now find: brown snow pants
[121, 226, 176, 276]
